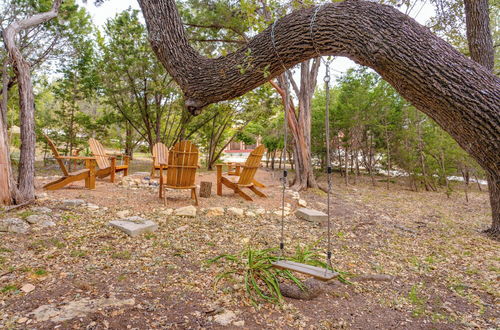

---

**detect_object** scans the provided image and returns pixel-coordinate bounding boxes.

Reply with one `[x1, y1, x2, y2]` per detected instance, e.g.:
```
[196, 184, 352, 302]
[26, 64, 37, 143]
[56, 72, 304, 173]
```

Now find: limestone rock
[206, 207, 224, 217]
[298, 199, 307, 207]
[116, 210, 131, 218]
[245, 211, 256, 217]
[233, 320, 245, 327]
[39, 220, 56, 228]
[35, 192, 49, 200]
[21, 283, 36, 293]
[0, 218, 30, 234]
[227, 207, 244, 217]
[213, 310, 237, 326]
[254, 208, 266, 215]
[176, 225, 190, 232]
[295, 208, 327, 223]
[62, 199, 85, 207]
[31, 206, 51, 214]
[174, 205, 197, 217]
[25, 214, 47, 224]
[160, 208, 173, 216]
[30, 296, 135, 322]
[86, 203, 99, 211]
[109, 217, 158, 237]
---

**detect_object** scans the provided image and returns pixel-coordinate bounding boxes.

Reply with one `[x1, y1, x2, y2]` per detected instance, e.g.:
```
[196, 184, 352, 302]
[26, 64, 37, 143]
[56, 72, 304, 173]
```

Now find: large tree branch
[138, 0, 499, 176]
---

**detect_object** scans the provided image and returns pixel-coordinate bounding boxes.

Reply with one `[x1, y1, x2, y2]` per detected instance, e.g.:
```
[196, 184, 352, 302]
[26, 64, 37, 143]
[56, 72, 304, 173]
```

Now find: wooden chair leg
[235, 187, 253, 201]
[159, 166, 164, 199]
[216, 165, 223, 196]
[192, 188, 198, 206]
[249, 185, 267, 198]
[110, 157, 116, 183]
[253, 179, 266, 188]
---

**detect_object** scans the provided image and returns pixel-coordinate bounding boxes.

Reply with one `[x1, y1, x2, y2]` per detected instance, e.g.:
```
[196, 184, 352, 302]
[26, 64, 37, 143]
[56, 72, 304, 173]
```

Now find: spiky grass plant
[208, 247, 303, 305]
[208, 244, 349, 305]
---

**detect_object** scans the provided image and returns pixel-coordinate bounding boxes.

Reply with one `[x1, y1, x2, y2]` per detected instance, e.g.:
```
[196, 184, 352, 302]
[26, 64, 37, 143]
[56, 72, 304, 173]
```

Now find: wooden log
[199, 181, 212, 198]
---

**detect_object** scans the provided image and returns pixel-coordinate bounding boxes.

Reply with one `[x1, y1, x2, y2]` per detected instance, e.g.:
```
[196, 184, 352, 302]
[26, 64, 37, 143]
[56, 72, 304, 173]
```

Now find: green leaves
[209, 245, 346, 305]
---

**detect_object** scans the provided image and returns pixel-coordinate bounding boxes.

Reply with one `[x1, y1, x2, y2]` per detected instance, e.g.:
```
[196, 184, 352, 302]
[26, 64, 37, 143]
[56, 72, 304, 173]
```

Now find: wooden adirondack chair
[43, 135, 96, 191]
[88, 138, 129, 183]
[225, 160, 266, 188]
[216, 145, 267, 201]
[150, 142, 169, 178]
[159, 140, 199, 205]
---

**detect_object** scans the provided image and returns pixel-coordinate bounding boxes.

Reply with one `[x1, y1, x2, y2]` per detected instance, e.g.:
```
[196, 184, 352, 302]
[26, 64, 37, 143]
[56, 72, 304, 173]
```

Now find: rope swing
[270, 6, 337, 281]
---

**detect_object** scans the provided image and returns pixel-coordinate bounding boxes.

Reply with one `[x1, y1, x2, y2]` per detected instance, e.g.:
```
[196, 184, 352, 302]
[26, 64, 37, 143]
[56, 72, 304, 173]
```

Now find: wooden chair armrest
[56, 156, 96, 160]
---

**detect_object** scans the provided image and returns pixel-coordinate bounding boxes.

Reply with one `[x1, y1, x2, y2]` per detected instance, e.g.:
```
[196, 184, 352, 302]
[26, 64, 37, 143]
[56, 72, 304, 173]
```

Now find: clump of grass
[208, 247, 301, 305]
[287, 242, 350, 283]
[112, 251, 132, 260]
[70, 250, 87, 258]
[33, 268, 48, 276]
[17, 210, 34, 219]
[208, 244, 348, 305]
[1, 285, 18, 293]
[408, 283, 427, 316]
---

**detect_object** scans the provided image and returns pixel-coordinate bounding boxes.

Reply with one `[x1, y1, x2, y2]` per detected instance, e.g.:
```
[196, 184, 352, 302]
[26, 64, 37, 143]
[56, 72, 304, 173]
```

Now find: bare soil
[0, 159, 498, 329]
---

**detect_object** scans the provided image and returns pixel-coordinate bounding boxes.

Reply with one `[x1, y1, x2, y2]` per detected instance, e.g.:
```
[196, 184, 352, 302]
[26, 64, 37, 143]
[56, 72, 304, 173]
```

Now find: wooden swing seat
[272, 260, 338, 281]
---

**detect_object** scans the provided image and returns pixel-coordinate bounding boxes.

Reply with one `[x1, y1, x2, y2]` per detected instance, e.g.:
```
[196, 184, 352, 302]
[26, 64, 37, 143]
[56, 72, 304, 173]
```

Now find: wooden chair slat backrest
[89, 138, 110, 169]
[152, 142, 168, 166]
[238, 145, 265, 186]
[44, 135, 69, 176]
[166, 141, 198, 188]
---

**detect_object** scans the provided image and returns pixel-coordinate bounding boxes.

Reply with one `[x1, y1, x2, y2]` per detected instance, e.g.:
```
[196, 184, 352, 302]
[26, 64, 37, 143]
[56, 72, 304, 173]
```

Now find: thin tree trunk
[464, 0, 494, 71]
[2, 0, 63, 203]
[125, 121, 133, 159]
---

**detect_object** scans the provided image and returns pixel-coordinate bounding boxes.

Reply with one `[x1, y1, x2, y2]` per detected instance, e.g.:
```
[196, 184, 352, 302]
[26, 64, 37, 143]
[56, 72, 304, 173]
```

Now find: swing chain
[271, 19, 289, 257]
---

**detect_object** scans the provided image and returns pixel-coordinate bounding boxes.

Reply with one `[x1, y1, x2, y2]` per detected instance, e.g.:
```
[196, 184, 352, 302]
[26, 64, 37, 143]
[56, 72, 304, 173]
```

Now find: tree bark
[0, 61, 14, 204]
[2, 0, 63, 203]
[464, 0, 494, 71]
[138, 0, 500, 232]
[270, 77, 318, 190]
[463, 0, 498, 235]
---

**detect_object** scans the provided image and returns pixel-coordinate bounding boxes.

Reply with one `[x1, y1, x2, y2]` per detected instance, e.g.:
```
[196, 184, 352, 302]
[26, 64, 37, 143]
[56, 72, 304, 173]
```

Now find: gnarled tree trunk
[2, 0, 63, 204]
[138, 0, 500, 233]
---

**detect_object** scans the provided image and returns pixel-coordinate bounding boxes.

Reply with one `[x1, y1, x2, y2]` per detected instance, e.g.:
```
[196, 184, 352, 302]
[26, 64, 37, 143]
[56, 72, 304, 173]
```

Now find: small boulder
[245, 211, 256, 217]
[254, 208, 266, 215]
[227, 207, 244, 217]
[86, 203, 99, 211]
[31, 206, 51, 214]
[21, 283, 36, 293]
[116, 210, 131, 218]
[62, 199, 85, 207]
[25, 214, 47, 224]
[213, 310, 237, 326]
[206, 207, 224, 217]
[298, 199, 307, 207]
[35, 192, 49, 200]
[39, 220, 56, 228]
[0, 218, 30, 234]
[174, 205, 197, 217]
[160, 208, 173, 216]
[176, 225, 190, 232]
[233, 320, 245, 327]
[109, 216, 158, 237]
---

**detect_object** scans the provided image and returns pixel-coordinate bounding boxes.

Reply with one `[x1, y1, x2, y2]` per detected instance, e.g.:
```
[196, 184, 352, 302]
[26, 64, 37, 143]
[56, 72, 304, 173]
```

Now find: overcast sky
[78, 0, 435, 83]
